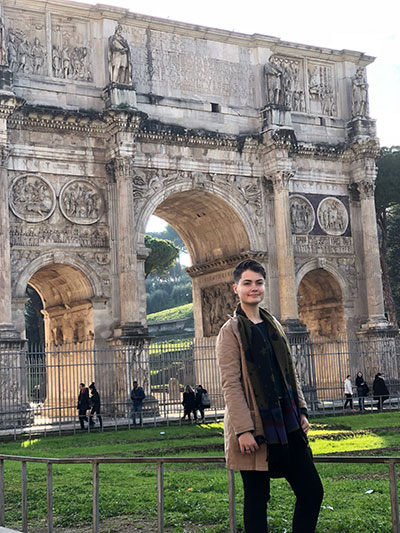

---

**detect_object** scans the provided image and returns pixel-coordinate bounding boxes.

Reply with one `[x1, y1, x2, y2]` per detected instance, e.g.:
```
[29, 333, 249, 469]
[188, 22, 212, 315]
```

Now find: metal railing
[1, 335, 400, 431]
[0, 454, 399, 533]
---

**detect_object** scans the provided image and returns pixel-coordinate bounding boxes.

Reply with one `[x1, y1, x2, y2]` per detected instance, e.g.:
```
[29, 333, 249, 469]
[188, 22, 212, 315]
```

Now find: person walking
[373, 373, 389, 411]
[77, 383, 90, 430]
[195, 384, 209, 423]
[88, 382, 103, 429]
[216, 259, 323, 533]
[181, 385, 197, 422]
[355, 371, 368, 412]
[343, 375, 355, 412]
[130, 380, 145, 426]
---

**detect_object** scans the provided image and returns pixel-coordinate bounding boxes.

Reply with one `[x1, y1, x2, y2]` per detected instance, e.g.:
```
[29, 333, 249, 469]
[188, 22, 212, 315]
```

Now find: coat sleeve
[216, 323, 255, 436]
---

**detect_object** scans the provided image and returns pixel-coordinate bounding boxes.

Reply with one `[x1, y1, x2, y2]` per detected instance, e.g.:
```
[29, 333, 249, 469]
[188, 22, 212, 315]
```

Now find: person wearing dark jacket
[130, 380, 145, 426]
[88, 382, 103, 429]
[77, 383, 90, 429]
[373, 373, 389, 411]
[181, 385, 197, 421]
[355, 371, 368, 412]
[195, 385, 208, 423]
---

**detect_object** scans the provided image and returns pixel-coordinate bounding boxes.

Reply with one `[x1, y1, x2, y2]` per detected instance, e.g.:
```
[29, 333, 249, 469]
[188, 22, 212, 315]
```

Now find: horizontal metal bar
[1, 454, 400, 465]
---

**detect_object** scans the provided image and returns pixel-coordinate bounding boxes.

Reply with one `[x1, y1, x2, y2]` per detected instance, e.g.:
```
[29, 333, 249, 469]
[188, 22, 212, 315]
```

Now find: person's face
[133, 382, 138, 389]
[233, 269, 265, 307]
[357, 372, 362, 377]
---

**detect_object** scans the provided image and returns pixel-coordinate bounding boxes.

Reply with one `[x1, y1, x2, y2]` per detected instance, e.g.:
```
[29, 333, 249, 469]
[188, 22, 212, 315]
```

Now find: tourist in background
[181, 385, 197, 422]
[343, 375, 355, 412]
[89, 382, 103, 429]
[77, 382, 90, 430]
[373, 373, 389, 411]
[130, 380, 145, 426]
[355, 371, 368, 412]
[195, 384, 209, 423]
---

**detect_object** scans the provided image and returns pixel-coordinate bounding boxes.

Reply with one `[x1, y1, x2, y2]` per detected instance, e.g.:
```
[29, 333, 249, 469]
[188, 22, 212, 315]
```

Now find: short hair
[133, 380, 138, 384]
[233, 259, 266, 284]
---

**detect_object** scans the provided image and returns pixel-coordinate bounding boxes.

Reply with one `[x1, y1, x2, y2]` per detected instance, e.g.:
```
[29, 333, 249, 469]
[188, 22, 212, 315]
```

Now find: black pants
[78, 409, 88, 429]
[89, 407, 103, 428]
[240, 438, 323, 533]
[344, 394, 353, 409]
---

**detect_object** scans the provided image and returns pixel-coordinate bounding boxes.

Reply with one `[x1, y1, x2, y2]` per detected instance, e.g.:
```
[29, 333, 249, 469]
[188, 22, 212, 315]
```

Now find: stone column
[113, 156, 141, 334]
[0, 91, 21, 342]
[268, 170, 304, 332]
[355, 175, 388, 330]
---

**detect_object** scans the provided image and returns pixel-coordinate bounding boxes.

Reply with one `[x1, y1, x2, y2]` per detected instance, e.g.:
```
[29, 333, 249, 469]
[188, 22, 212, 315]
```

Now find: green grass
[1, 414, 399, 532]
[147, 303, 193, 323]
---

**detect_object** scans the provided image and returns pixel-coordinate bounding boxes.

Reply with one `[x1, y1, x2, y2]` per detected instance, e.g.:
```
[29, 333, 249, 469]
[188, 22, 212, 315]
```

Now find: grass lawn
[1, 412, 399, 532]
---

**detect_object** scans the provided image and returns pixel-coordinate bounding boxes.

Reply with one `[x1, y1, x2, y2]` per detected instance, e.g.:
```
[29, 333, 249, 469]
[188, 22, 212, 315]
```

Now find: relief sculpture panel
[3, 9, 47, 75]
[201, 283, 237, 337]
[9, 175, 56, 223]
[317, 197, 349, 236]
[307, 62, 336, 116]
[289, 195, 315, 234]
[51, 15, 92, 81]
[265, 56, 305, 112]
[59, 179, 104, 225]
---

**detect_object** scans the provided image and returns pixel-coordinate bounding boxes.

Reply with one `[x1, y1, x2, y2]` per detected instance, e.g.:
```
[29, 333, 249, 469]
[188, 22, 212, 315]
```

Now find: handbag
[201, 392, 211, 408]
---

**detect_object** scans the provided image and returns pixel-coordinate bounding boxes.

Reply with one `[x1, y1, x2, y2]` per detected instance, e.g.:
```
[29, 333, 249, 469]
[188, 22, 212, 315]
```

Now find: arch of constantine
[0, 1, 392, 355]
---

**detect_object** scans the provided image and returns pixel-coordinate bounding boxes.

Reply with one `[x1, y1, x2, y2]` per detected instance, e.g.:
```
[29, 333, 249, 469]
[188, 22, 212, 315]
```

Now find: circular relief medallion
[9, 174, 56, 223]
[289, 195, 315, 234]
[59, 179, 104, 225]
[317, 197, 349, 235]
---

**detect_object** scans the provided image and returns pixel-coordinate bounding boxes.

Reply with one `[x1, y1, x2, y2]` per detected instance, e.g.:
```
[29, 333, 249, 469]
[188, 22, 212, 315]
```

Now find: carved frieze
[201, 283, 237, 337]
[293, 235, 353, 256]
[51, 15, 92, 81]
[3, 9, 47, 76]
[317, 197, 349, 235]
[289, 195, 315, 234]
[265, 56, 305, 111]
[10, 224, 109, 248]
[9, 174, 56, 223]
[59, 179, 104, 225]
[307, 62, 336, 116]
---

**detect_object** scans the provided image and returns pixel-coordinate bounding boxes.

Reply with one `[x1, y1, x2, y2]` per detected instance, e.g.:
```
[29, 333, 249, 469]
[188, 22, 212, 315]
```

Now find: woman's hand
[238, 432, 259, 454]
[300, 413, 309, 434]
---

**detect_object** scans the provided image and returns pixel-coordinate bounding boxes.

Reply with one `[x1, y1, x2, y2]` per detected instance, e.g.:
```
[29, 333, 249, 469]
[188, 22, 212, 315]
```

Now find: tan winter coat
[216, 315, 307, 471]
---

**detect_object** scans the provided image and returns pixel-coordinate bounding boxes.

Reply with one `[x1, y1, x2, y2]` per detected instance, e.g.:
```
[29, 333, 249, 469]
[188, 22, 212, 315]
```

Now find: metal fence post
[47, 462, 53, 533]
[389, 460, 400, 533]
[227, 469, 236, 533]
[0, 459, 4, 526]
[21, 460, 27, 533]
[157, 461, 164, 533]
[92, 461, 99, 533]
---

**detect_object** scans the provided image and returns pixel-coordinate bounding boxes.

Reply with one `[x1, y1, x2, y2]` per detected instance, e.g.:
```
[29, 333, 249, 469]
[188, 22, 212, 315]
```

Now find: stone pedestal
[103, 83, 137, 109]
[261, 104, 293, 132]
[347, 116, 376, 141]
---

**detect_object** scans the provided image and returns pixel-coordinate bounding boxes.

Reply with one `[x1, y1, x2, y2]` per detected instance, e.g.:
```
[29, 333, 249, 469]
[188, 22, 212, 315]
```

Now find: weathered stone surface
[0, 0, 389, 356]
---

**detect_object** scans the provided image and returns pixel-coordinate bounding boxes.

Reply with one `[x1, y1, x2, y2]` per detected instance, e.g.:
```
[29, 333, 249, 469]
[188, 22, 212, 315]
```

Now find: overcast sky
[79, 0, 400, 232]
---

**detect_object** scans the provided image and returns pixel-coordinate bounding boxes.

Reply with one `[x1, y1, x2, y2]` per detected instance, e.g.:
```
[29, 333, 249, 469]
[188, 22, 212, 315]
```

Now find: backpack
[201, 392, 211, 408]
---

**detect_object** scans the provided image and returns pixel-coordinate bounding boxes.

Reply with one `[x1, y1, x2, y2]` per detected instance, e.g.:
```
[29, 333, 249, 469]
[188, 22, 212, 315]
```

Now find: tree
[375, 146, 400, 327]
[144, 235, 180, 279]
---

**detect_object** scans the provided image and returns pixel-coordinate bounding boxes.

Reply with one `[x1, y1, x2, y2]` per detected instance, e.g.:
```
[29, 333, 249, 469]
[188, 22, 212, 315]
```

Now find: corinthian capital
[107, 156, 135, 180]
[356, 178, 375, 199]
[267, 170, 294, 192]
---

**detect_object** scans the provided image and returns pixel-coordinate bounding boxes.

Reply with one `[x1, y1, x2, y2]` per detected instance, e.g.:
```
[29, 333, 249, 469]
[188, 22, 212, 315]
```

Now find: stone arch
[297, 264, 346, 340]
[14, 252, 107, 346]
[137, 180, 261, 257]
[14, 251, 104, 300]
[138, 184, 265, 337]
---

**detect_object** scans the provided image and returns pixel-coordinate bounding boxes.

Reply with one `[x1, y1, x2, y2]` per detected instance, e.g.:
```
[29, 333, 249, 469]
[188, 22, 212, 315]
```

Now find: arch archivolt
[14, 250, 105, 301]
[295, 257, 356, 305]
[133, 168, 265, 254]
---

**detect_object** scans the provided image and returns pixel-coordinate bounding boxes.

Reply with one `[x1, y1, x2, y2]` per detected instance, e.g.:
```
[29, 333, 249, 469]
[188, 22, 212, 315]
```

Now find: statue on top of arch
[351, 66, 369, 118]
[108, 24, 133, 85]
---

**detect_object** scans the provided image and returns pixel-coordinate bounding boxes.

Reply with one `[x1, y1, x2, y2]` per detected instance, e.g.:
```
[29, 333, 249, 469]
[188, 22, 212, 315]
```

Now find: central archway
[148, 189, 258, 338]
